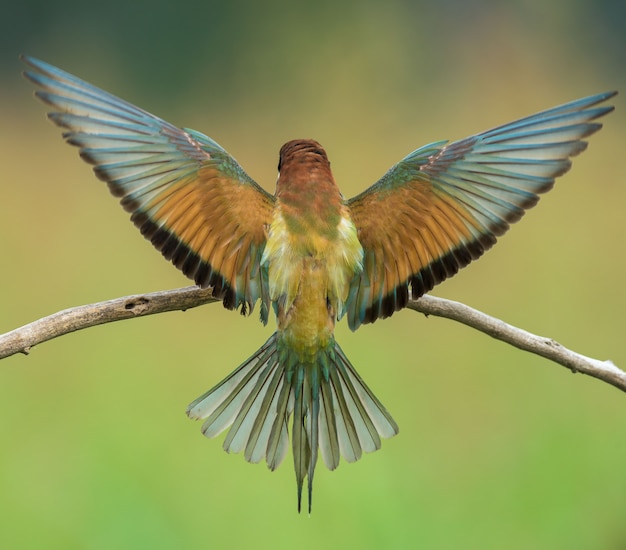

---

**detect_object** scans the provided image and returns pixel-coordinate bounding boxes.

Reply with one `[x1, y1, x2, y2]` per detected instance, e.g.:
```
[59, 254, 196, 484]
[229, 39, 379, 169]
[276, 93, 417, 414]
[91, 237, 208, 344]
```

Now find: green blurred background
[1, 0, 625, 548]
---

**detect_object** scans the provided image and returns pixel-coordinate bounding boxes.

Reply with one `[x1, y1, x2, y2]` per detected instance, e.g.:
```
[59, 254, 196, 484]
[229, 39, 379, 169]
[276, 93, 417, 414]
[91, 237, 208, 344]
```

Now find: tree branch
[1, 286, 623, 392]
[407, 296, 624, 392]
[0, 287, 218, 359]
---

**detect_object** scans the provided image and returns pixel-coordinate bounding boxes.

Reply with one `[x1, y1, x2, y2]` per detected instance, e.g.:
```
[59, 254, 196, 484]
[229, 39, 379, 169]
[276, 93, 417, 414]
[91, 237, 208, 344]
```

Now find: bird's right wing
[346, 91, 616, 330]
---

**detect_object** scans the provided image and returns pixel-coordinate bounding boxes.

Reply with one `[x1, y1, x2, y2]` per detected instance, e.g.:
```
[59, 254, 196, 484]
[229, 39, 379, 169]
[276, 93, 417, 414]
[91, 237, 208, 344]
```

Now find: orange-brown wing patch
[129, 166, 273, 314]
[347, 173, 488, 328]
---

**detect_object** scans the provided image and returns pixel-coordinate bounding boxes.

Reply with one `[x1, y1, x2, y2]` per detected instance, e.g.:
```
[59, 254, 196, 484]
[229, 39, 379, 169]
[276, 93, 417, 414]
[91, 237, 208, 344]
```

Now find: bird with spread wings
[22, 55, 616, 512]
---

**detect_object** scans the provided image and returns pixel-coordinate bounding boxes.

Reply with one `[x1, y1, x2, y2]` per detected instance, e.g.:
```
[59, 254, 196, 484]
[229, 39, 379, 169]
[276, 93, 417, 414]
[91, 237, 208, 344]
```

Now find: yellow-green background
[1, 1, 625, 548]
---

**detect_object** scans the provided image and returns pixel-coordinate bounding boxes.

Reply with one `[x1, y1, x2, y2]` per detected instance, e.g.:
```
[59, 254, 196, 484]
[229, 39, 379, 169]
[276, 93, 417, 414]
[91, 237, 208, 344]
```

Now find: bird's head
[275, 139, 341, 211]
[277, 139, 330, 174]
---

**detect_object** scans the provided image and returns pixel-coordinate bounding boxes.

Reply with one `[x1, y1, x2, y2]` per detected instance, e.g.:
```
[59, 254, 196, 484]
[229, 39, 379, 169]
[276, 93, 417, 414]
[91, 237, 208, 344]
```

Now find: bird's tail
[186, 331, 398, 512]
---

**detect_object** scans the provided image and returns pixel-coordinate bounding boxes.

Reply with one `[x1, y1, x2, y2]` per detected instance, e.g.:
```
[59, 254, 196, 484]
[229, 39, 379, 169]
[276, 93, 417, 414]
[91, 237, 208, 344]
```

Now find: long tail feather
[186, 332, 398, 512]
[292, 374, 310, 512]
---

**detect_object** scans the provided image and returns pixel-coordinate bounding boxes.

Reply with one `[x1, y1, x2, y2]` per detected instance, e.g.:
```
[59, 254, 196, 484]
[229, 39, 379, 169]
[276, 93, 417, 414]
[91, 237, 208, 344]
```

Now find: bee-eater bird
[21, 55, 616, 512]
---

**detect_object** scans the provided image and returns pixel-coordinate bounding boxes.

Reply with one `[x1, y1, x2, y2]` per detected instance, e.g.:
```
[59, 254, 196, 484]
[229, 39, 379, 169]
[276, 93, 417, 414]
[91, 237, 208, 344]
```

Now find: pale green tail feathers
[186, 332, 399, 512]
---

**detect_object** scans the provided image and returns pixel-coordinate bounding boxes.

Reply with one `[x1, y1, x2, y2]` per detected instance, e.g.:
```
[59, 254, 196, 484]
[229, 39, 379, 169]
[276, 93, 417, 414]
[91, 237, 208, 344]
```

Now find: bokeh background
[1, 0, 625, 548]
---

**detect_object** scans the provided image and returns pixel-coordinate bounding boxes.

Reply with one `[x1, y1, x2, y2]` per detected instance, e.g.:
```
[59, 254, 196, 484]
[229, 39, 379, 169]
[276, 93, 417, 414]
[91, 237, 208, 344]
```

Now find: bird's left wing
[345, 92, 616, 330]
[22, 56, 275, 319]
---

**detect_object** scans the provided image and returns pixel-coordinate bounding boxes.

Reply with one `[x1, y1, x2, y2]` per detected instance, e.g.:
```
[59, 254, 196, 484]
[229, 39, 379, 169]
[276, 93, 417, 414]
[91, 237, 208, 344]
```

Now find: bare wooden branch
[0, 287, 217, 359]
[407, 295, 625, 393]
[1, 286, 623, 392]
